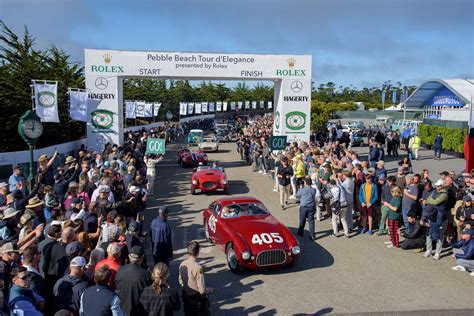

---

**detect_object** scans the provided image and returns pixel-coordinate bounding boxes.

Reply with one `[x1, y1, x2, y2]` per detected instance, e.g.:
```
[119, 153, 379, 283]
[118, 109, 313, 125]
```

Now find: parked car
[215, 130, 232, 142]
[191, 166, 228, 195]
[203, 196, 301, 274]
[352, 131, 364, 146]
[177, 148, 208, 167]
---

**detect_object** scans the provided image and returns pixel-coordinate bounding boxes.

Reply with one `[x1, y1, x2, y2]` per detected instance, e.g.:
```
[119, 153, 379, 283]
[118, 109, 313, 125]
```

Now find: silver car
[199, 137, 219, 152]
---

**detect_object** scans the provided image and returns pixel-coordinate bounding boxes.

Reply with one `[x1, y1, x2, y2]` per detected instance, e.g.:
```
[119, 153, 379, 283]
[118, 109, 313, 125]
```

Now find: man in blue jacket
[150, 207, 173, 266]
[434, 133, 443, 160]
[450, 228, 474, 275]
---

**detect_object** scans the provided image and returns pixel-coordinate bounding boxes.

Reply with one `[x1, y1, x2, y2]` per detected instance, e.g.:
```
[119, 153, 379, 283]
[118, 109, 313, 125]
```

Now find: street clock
[18, 110, 43, 145]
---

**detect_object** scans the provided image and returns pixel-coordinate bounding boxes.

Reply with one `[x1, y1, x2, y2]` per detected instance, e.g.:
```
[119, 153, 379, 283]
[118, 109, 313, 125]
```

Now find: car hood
[193, 169, 225, 180]
[200, 142, 218, 146]
[224, 215, 296, 252]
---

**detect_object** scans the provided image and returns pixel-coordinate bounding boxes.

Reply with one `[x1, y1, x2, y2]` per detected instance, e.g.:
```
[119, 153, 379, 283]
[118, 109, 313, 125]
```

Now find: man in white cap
[424, 179, 448, 260]
[53, 256, 90, 314]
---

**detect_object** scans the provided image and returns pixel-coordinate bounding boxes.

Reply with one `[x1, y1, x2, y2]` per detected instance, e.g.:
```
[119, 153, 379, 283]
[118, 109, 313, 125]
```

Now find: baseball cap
[108, 225, 121, 239]
[0, 242, 19, 254]
[434, 179, 444, 187]
[70, 256, 87, 267]
[463, 195, 472, 202]
[439, 171, 449, 177]
[0, 182, 8, 189]
[129, 186, 140, 193]
[66, 241, 84, 256]
[460, 228, 474, 236]
[378, 174, 386, 180]
[158, 207, 169, 215]
[129, 246, 145, 260]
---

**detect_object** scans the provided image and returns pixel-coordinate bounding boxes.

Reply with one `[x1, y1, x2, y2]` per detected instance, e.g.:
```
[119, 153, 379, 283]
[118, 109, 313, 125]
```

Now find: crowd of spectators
[237, 116, 474, 277]
[0, 121, 208, 315]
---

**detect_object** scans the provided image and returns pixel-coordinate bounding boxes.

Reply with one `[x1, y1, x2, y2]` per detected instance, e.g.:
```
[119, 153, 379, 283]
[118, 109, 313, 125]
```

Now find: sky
[1, 0, 473, 89]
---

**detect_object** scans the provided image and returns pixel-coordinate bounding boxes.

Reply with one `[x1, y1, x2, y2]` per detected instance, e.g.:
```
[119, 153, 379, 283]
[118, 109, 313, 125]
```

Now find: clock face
[23, 119, 43, 139]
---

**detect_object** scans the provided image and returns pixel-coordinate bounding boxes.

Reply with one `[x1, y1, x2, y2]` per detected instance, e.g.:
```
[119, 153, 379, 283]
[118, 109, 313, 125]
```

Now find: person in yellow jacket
[409, 133, 421, 160]
[292, 155, 307, 191]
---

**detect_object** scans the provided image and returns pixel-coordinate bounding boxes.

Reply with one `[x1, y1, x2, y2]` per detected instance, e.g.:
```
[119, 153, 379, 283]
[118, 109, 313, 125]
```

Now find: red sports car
[203, 196, 301, 274]
[177, 148, 208, 167]
[191, 166, 229, 195]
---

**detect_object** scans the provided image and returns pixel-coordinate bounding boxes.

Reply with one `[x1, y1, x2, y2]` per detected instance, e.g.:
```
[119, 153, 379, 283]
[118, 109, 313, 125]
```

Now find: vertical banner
[179, 102, 188, 115]
[252, 101, 257, 109]
[381, 90, 386, 106]
[144, 102, 153, 117]
[392, 90, 397, 104]
[195, 102, 202, 114]
[245, 101, 250, 109]
[216, 101, 222, 112]
[259, 101, 265, 109]
[230, 102, 236, 110]
[125, 101, 137, 119]
[136, 101, 146, 117]
[68, 90, 88, 122]
[237, 101, 243, 110]
[268, 101, 273, 109]
[223, 101, 228, 111]
[202, 102, 208, 113]
[33, 81, 59, 122]
[209, 102, 215, 112]
[188, 102, 195, 115]
[153, 102, 161, 116]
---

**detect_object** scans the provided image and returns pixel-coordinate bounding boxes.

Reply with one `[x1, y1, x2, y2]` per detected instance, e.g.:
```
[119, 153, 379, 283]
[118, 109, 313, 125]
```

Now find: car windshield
[221, 203, 269, 218]
[202, 138, 215, 142]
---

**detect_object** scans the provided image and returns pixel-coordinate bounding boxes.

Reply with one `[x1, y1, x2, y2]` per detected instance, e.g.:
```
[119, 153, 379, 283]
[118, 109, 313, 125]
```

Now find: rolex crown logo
[103, 54, 112, 64]
[287, 58, 296, 68]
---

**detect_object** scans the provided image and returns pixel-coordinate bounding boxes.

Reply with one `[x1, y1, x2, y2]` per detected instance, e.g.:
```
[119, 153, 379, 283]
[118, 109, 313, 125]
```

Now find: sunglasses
[17, 275, 30, 281]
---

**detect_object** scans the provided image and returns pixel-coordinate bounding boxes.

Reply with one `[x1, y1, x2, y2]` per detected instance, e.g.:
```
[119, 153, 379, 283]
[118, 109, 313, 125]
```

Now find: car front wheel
[226, 244, 244, 274]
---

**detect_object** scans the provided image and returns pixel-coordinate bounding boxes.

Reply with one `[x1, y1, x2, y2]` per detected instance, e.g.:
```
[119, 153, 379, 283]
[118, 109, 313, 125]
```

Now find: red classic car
[177, 148, 208, 167]
[203, 196, 301, 274]
[191, 166, 228, 195]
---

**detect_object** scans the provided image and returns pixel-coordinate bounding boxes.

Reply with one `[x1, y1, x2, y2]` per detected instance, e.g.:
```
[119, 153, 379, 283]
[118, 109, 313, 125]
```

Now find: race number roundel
[285, 111, 306, 131]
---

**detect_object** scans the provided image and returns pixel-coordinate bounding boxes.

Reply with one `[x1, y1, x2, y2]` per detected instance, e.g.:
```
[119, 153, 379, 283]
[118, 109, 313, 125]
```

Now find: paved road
[144, 141, 472, 315]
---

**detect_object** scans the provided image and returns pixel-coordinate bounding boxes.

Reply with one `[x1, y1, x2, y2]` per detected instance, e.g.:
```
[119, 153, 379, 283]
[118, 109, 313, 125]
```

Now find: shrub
[418, 124, 467, 153]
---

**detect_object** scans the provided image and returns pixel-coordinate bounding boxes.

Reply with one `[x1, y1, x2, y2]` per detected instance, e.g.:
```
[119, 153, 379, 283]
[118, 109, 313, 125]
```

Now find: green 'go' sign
[269, 136, 287, 150]
[146, 138, 166, 154]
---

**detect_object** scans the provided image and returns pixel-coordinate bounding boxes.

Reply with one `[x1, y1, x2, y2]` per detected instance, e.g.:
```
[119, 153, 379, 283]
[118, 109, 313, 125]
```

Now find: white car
[199, 137, 219, 152]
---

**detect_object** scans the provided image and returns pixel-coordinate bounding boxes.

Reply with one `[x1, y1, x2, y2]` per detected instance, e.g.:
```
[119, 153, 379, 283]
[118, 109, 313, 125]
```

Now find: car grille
[202, 181, 217, 189]
[256, 249, 287, 267]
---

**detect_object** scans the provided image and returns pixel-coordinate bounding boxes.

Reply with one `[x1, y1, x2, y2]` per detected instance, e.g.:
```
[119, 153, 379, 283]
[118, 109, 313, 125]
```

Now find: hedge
[417, 124, 466, 153]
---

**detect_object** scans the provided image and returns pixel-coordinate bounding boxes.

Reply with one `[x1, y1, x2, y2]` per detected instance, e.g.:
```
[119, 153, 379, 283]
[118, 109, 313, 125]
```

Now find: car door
[207, 202, 221, 244]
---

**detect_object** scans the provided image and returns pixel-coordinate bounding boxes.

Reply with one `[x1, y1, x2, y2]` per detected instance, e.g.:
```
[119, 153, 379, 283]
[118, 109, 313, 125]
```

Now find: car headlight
[192, 180, 198, 185]
[221, 179, 227, 184]
[291, 246, 301, 255]
[242, 251, 250, 260]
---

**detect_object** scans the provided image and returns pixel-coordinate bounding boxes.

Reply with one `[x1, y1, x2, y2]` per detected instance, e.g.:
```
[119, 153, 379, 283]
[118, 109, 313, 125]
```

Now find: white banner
[238, 101, 243, 110]
[179, 102, 188, 115]
[223, 101, 228, 111]
[136, 101, 146, 117]
[188, 102, 194, 115]
[209, 102, 215, 112]
[216, 101, 222, 112]
[153, 102, 161, 116]
[202, 102, 208, 113]
[259, 101, 265, 109]
[252, 101, 257, 109]
[34, 82, 59, 122]
[268, 101, 273, 109]
[125, 101, 137, 118]
[195, 102, 202, 114]
[144, 102, 153, 117]
[230, 102, 236, 110]
[245, 101, 250, 109]
[68, 90, 88, 122]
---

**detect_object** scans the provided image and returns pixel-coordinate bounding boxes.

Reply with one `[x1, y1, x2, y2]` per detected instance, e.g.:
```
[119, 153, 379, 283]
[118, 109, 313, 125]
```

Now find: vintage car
[191, 166, 228, 195]
[215, 130, 232, 142]
[198, 137, 219, 152]
[203, 196, 301, 274]
[177, 148, 208, 167]
[187, 129, 204, 145]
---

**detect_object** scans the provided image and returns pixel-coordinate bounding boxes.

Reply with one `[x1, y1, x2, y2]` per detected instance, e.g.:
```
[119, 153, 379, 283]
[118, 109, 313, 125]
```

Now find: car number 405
[251, 233, 284, 245]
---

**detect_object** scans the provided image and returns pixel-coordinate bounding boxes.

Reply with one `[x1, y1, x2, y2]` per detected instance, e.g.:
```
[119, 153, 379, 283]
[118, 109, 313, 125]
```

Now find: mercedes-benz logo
[290, 80, 303, 93]
[95, 77, 109, 90]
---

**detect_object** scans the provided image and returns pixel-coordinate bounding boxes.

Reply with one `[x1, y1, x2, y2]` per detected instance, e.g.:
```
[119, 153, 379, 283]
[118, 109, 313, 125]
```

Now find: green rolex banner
[33, 80, 59, 122]
[146, 138, 166, 154]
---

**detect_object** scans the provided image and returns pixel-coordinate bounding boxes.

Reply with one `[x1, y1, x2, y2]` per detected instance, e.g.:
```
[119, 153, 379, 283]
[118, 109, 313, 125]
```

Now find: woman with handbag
[328, 180, 350, 237]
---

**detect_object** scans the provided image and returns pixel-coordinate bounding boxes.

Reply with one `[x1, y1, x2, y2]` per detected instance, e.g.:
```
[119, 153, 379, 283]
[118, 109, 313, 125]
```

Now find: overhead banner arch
[84, 49, 312, 150]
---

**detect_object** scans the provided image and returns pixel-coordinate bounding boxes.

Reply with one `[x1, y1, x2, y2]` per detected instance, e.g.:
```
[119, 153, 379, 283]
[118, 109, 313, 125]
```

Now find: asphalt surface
[144, 140, 472, 316]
